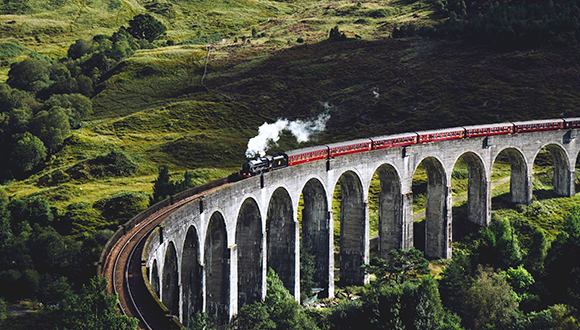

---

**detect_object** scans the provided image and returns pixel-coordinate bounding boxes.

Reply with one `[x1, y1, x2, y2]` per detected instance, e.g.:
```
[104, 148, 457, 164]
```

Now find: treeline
[395, 0, 580, 51]
[0, 187, 150, 299]
[193, 207, 580, 330]
[0, 13, 167, 181]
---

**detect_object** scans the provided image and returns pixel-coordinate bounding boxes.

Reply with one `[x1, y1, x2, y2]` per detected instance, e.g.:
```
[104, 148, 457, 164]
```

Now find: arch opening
[181, 226, 202, 326]
[450, 153, 489, 245]
[492, 148, 530, 206]
[236, 198, 263, 309]
[412, 157, 450, 259]
[204, 212, 230, 325]
[369, 164, 402, 260]
[532, 145, 573, 199]
[333, 171, 366, 286]
[267, 188, 296, 296]
[162, 242, 179, 316]
[151, 259, 160, 298]
[299, 179, 330, 301]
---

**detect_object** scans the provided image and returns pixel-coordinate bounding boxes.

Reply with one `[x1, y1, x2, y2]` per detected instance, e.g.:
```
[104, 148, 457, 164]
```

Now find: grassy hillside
[1, 0, 579, 216]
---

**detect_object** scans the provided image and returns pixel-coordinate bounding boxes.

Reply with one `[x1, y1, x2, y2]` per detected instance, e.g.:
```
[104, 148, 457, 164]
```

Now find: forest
[0, 0, 579, 329]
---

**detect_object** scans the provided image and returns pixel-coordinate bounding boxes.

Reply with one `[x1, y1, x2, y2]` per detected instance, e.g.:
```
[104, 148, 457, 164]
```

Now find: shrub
[94, 191, 149, 225]
[9, 132, 47, 173]
[127, 14, 167, 42]
[7, 58, 50, 92]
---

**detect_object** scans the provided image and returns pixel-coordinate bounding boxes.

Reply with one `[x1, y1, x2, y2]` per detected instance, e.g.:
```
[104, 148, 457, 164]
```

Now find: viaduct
[135, 127, 579, 326]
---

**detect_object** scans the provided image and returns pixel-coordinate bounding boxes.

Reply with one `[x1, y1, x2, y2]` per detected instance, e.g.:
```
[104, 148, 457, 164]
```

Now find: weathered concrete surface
[143, 128, 580, 323]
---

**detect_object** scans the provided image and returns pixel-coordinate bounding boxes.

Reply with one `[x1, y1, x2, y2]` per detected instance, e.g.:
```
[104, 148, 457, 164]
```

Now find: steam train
[239, 118, 580, 177]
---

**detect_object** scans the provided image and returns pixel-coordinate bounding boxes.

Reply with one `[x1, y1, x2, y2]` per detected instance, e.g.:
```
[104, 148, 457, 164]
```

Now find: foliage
[60, 276, 138, 330]
[93, 191, 149, 225]
[8, 132, 47, 173]
[31, 106, 71, 153]
[328, 276, 462, 330]
[460, 266, 518, 330]
[7, 58, 50, 92]
[525, 227, 549, 276]
[545, 206, 580, 305]
[233, 268, 318, 330]
[67, 149, 138, 180]
[300, 239, 316, 302]
[150, 166, 198, 205]
[151, 165, 173, 204]
[127, 14, 167, 42]
[44, 94, 92, 129]
[362, 248, 430, 285]
[476, 217, 522, 270]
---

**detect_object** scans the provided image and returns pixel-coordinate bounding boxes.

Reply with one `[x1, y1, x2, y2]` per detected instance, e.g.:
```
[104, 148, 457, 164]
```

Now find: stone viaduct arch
[141, 127, 580, 325]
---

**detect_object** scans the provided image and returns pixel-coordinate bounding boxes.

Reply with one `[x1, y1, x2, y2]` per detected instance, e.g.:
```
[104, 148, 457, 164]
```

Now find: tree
[44, 93, 93, 128]
[9, 132, 47, 172]
[234, 269, 317, 330]
[545, 206, 580, 304]
[61, 276, 138, 330]
[525, 228, 548, 276]
[461, 266, 518, 330]
[68, 39, 93, 60]
[7, 58, 50, 92]
[362, 248, 430, 284]
[127, 14, 167, 42]
[150, 165, 175, 205]
[32, 106, 71, 153]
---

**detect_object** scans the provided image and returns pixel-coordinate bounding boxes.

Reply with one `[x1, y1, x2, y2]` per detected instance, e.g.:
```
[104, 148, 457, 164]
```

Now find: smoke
[245, 112, 331, 158]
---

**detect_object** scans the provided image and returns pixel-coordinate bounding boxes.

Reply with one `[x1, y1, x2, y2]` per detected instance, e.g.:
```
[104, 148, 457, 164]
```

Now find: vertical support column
[444, 185, 453, 259]
[327, 209, 335, 299]
[401, 191, 414, 251]
[425, 183, 452, 260]
[511, 162, 533, 205]
[554, 168, 575, 197]
[229, 244, 238, 320]
[363, 201, 370, 285]
[294, 218, 300, 301]
[261, 228, 267, 301]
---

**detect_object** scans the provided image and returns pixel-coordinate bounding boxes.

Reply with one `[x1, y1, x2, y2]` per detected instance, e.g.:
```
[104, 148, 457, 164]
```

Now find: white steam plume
[245, 112, 331, 158]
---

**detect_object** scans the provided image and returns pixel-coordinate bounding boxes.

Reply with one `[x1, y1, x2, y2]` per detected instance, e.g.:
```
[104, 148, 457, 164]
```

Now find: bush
[7, 58, 50, 92]
[127, 14, 167, 42]
[9, 132, 47, 173]
[67, 149, 138, 180]
[94, 191, 149, 225]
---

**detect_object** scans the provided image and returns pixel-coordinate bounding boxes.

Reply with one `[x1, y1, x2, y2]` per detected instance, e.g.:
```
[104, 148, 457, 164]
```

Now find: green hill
[1, 0, 579, 214]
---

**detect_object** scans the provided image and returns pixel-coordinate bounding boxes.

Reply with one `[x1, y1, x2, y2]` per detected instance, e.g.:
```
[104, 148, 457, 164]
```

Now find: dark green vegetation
[1, 0, 580, 328]
[190, 208, 580, 330]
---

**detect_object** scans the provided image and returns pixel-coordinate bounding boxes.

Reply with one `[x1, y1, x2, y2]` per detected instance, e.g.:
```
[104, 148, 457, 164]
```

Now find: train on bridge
[240, 117, 580, 177]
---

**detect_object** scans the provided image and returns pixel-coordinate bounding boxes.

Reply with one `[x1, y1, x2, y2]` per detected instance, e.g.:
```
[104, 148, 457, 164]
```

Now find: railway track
[101, 184, 230, 330]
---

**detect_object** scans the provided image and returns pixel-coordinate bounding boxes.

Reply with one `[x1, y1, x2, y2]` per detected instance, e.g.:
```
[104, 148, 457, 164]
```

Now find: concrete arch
[373, 163, 403, 259]
[336, 170, 367, 286]
[151, 259, 160, 298]
[494, 147, 530, 204]
[455, 152, 490, 226]
[535, 144, 574, 197]
[205, 212, 229, 325]
[162, 241, 179, 316]
[301, 178, 331, 297]
[415, 156, 451, 259]
[267, 187, 296, 295]
[236, 198, 263, 309]
[181, 226, 202, 326]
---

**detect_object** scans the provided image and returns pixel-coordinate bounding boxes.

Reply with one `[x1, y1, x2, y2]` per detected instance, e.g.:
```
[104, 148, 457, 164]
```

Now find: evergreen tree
[150, 165, 175, 205]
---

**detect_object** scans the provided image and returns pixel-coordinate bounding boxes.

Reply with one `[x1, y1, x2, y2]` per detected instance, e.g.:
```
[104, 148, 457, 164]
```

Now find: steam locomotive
[239, 118, 580, 177]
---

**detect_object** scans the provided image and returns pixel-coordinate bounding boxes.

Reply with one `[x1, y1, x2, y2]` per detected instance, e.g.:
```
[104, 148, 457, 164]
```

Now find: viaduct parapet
[141, 128, 580, 326]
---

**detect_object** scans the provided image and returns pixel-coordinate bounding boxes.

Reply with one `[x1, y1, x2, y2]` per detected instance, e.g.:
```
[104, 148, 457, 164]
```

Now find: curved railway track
[101, 184, 230, 330]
